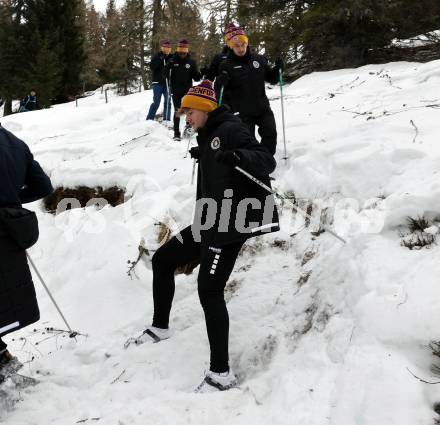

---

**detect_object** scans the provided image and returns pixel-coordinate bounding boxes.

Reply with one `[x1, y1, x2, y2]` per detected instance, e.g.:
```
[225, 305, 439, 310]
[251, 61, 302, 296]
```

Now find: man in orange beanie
[163, 39, 201, 140]
[131, 80, 279, 392]
[216, 24, 284, 156]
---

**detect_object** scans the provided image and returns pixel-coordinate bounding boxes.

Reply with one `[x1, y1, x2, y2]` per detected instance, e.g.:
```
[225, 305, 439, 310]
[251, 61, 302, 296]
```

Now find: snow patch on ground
[2, 60, 440, 424]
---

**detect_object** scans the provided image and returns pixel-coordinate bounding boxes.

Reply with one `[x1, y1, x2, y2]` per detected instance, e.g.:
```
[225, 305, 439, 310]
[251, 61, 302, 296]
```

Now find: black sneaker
[173, 135, 181, 141]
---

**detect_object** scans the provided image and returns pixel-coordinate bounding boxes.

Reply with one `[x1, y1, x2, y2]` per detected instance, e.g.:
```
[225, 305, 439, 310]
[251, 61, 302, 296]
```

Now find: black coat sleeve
[19, 147, 53, 204]
[226, 122, 276, 176]
[191, 59, 201, 82]
[263, 56, 279, 85]
[206, 54, 223, 81]
[215, 61, 231, 105]
[149, 53, 162, 71]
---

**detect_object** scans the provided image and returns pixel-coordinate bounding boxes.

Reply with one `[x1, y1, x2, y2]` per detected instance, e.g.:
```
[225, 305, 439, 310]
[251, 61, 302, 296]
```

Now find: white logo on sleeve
[253, 61, 260, 69]
[211, 137, 221, 150]
[185, 63, 191, 69]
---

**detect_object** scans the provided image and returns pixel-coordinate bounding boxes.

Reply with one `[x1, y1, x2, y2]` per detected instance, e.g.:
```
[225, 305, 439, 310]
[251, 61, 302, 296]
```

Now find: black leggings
[0, 337, 6, 352]
[241, 108, 277, 156]
[152, 226, 244, 373]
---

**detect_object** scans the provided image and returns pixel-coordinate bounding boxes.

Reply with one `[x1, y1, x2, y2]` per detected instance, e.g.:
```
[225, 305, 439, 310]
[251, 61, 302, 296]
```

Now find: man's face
[161, 47, 171, 56]
[185, 109, 208, 131]
[232, 41, 248, 57]
[178, 51, 188, 59]
[30, 90, 36, 96]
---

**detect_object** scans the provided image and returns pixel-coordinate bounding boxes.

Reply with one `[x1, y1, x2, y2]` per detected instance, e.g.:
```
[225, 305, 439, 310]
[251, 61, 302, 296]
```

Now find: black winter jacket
[166, 53, 201, 96]
[149, 52, 172, 85]
[193, 106, 279, 246]
[204, 46, 230, 82]
[0, 127, 53, 337]
[217, 48, 279, 117]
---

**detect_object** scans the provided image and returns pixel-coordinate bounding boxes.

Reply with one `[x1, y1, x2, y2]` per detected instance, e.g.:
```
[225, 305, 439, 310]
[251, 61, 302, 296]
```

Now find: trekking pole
[26, 254, 78, 337]
[218, 86, 224, 107]
[191, 159, 196, 185]
[234, 166, 346, 244]
[279, 69, 288, 160]
[163, 59, 170, 127]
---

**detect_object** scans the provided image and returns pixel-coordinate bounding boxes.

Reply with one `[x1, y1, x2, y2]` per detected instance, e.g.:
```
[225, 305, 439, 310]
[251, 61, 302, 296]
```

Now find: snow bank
[1, 60, 440, 424]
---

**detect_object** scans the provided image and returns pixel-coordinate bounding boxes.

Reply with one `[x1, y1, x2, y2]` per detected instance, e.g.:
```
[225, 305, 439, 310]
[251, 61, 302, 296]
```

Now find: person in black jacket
[200, 24, 235, 81]
[164, 39, 201, 140]
[215, 25, 284, 156]
[146, 40, 173, 122]
[19, 90, 39, 113]
[0, 125, 53, 378]
[135, 81, 279, 392]
[201, 45, 230, 82]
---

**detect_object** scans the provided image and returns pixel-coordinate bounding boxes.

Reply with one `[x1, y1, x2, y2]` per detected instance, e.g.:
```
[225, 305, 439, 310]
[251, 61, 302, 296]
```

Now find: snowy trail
[2, 61, 440, 424]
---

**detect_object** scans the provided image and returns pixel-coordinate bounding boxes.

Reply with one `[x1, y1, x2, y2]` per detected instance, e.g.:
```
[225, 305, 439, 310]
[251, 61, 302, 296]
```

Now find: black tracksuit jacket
[217, 49, 279, 117]
[149, 52, 172, 85]
[167, 53, 201, 96]
[193, 106, 279, 246]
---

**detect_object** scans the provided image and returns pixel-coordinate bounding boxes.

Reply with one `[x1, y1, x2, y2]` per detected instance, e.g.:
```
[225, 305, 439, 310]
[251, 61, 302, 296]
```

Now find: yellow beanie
[181, 80, 217, 113]
[224, 25, 248, 49]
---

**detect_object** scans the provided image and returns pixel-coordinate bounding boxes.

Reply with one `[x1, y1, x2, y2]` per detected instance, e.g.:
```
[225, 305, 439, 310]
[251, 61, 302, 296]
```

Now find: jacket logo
[211, 137, 221, 150]
[185, 63, 191, 69]
[253, 61, 260, 69]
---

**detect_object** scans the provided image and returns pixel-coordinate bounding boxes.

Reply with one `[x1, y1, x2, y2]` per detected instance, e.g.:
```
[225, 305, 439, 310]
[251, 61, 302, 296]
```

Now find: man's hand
[215, 150, 241, 167]
[189, 147, 200, 160]
[200, 66, 209, 77]
[216, 70, 230, 88]
[275, 57, 284, 72]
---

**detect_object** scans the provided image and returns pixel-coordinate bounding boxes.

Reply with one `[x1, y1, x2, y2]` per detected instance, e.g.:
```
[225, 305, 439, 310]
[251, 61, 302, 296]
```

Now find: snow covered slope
[2, 60, 440, 424]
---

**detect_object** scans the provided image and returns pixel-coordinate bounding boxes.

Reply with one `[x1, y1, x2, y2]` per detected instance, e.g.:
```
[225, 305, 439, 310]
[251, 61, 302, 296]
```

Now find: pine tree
[0, 0, 29, 115]
[101, 0, 128, 87]
[82, 1, 105, 90]
[298, 0, 394, 70]
[24, 0, 86, 102]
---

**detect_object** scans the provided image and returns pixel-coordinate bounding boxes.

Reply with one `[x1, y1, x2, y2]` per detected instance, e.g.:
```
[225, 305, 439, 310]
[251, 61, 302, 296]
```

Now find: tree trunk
[139, 1, 147, 89]
[225, 0, 231, 25]
[151, 0, 161, 54]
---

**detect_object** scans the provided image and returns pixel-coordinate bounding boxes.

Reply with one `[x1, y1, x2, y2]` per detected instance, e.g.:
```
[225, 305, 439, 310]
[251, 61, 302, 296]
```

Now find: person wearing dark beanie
[163, 39, 201, 140]
[133, 80, 279, 392]
[215, 24, 284, 156]
[146, 40, 173, 122]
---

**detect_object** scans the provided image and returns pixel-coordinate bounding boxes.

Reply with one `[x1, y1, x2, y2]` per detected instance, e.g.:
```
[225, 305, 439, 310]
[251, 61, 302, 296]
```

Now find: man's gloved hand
[200, 66, 209, 77]
[189, 146, 200, 160]
[275, 57, 284, 72]
[216, 70, 230, 88]
[215, 150, 241, 167]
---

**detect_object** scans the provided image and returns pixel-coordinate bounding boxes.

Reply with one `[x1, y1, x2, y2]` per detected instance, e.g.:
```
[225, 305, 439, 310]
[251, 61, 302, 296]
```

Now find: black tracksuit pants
[151, 225, 244, 373]
[241, 107, 277, 156]
[172, 93, 185, 137]
[0, 338, 6, 351]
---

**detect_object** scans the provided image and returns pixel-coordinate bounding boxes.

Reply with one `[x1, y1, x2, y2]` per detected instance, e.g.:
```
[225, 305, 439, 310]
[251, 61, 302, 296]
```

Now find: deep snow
[1, 60, 440, 424]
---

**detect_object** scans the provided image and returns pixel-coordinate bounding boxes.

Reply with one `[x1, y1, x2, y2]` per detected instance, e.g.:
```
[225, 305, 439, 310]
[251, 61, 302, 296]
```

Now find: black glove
[215, 150, 241, 167]
[200, 66, 209, 77]
[275, 57, 284, 72]
[189, 146, 200, 160]
[216, 70, 230, 88]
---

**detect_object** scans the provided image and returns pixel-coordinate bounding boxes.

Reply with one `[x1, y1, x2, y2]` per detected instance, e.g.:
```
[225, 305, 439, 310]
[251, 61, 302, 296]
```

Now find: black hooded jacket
[217, 48, 279, 117]
[149, 51, 173, 85]
[193, 106, 279, 246]
[0, 127, 53, 338]
[204, 45, 230, 82]
[166, 53, 201, 97]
